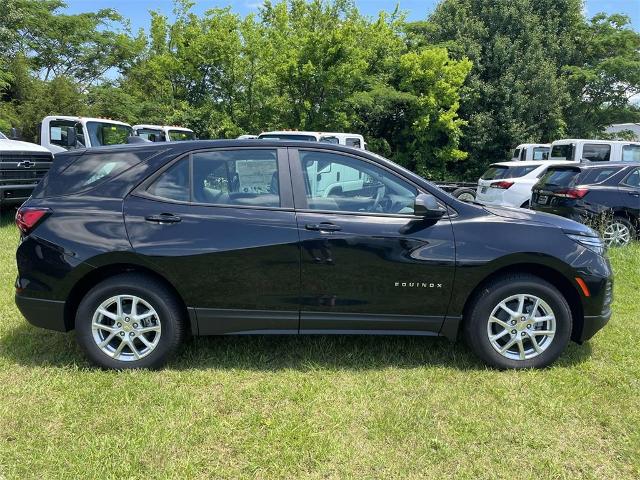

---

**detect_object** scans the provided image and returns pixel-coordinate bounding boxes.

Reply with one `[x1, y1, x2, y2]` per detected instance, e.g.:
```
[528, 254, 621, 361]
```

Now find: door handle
[305, 222, 342, 232]
[627, 191, 639, 197]
[145, 213, 182, 224]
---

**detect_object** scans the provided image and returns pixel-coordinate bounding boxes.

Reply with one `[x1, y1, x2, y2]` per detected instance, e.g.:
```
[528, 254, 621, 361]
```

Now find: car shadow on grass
[0, 322, 593, 371]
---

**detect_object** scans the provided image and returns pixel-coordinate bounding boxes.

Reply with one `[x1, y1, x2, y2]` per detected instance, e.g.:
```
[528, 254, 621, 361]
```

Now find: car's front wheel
[463, 274, 572, 369]
[75, 273, 185, 369]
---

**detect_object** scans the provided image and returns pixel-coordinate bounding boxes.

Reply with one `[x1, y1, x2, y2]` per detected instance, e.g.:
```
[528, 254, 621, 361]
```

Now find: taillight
[555, 187, 589, 199]
[490, 181, 514, 189]
[15, 207, 50, 234]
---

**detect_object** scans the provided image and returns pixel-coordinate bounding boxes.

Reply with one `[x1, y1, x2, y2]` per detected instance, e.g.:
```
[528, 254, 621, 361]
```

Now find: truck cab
[258, 131, 367, 150]
[39, 116, 134, 153]
[132, 124, 196, 142]
[0, 130, 53, 208]
[549, 139, 640, 163]
[511, 143, 551, 161]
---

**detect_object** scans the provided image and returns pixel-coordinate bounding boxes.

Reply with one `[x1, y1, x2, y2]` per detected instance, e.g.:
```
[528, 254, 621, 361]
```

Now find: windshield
[550, 144, 574, 160]
[258, 133, 318, 141]
[481, 165, 538, 180]
[0, 131, 6, 140]
[168, 130, 195, 141]
[86, 122, 132, 147]
[136, 128, 165, 142]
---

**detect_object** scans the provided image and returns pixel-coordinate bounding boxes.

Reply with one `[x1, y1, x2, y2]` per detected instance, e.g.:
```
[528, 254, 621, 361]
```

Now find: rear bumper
[15, 294, 68, 332]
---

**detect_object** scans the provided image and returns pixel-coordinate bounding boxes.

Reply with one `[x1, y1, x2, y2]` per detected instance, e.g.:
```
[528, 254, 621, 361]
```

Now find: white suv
[476, 160, 573, 208]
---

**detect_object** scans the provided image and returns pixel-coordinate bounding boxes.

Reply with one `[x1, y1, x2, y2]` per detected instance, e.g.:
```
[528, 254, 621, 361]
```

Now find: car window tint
[623, 169, 640, 188]
[538, 168, 581, 187]
[579, 167, 619, 184]
[298, 151, 417, 214]
[582, 144, 611, 162]
[192, 149, 280, 207]
[532, 147, 549, 160]
[481, 165, 537, 180]
[346, 137, 361, 148]
[622, 144, 640, 162]
[147, 158, 190, 201]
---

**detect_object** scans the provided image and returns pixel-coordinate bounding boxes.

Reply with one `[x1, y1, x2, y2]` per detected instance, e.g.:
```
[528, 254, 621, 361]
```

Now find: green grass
[0, 211, 638, 479]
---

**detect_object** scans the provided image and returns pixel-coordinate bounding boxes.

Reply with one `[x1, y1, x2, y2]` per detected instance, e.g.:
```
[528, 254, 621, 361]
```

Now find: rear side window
[147, 159, 189, 201]
[582, 144, 611, 162]
[512, 148, 521, 159]
[579, 167, 618, 184]
[623, 168, 640, 188]
[622, 144, 640, 162]
[346, 137, 362, 148]
[481, 165, 537, 180]
[42, 151, 150, 197]
[532, 147, 549, 160]
[538, 168, 581, 187]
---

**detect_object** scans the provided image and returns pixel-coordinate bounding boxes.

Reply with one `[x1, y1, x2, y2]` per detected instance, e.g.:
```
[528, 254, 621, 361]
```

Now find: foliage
[0, 0, 639, 180]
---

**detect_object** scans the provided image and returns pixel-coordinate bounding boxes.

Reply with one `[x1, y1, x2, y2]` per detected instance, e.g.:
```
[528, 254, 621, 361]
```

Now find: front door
[123, 147, 301, 334]
[290, 148, 456, 333]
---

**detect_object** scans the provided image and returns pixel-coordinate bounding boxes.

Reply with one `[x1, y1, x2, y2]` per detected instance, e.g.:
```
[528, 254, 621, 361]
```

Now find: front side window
[49, 119, 84, 149]
[346, 137, 362, 148]
[168, 130, 195, 141]
[622, 144, 640, 162]
[297, 151, 417, 215]
[582, 144, 611, 162]
[86, 122, 132, 147]
[550, 144, 574, 160]
[192, 149, 280, 207]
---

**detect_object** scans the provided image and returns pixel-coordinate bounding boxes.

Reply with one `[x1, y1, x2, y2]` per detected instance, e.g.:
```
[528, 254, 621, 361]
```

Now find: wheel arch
[460, 262, 584, 342]
[64, 262, 193, 334]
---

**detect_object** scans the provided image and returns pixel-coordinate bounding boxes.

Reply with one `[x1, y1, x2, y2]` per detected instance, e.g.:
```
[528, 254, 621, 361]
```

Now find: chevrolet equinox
[15, 141, 613, 369]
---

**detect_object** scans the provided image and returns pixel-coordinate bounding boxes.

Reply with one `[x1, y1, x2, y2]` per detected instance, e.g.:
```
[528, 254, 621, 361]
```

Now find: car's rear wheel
[76, 273, 185, 369]
[603, 217, 634, 247]
[463, 274, 572, 369]
[452, 187, 476, 202]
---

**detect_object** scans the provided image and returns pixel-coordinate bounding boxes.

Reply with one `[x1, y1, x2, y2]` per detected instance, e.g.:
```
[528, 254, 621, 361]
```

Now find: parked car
[549, 139, 640, 163]
[132, 125, 196, 142]
[0, 130, 53, 209]
[531, 162, 640, 246]
[476, 160, 570, 208]
[511, 143, 550, 161]
[39, 116, 134, 153]
[15, 140, 612, 370]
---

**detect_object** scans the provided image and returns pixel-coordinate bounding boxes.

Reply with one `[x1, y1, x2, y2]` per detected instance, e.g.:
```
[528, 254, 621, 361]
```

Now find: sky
[63, 0, 640, 32]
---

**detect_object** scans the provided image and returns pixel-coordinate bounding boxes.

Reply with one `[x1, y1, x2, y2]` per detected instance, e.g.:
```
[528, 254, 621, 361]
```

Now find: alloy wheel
[91, 295, 161, 361]
[486, 294, 556, 361]
[603, 221, 631, 247]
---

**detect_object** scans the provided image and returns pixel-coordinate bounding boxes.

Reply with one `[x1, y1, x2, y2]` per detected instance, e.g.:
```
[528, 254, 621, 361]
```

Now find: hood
[0, 138, 51, 154]
[484, 205, 597, 236]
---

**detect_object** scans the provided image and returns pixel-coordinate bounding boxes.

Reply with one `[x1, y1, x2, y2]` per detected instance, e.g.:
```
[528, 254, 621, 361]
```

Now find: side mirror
[414, 193, 446, 219]
[64, 126, 77, 147]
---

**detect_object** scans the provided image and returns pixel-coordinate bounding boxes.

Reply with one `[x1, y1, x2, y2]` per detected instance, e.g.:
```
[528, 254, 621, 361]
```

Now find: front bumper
[15, 294, 68, 332]
[0, 184, 35, 206]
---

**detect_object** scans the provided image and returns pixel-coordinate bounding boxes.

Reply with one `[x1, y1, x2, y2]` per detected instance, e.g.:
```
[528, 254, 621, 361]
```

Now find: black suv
[15, 141, 613, 369]
[531, 162, 640, 246]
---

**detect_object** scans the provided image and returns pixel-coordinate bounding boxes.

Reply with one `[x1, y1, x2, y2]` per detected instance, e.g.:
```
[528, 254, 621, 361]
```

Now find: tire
[603, 216, 635, 247]
[463, 274, 572, 369]
[452, 187, 476, 202]
[75, 273, 186, 369]
[520, 200, 530, 209]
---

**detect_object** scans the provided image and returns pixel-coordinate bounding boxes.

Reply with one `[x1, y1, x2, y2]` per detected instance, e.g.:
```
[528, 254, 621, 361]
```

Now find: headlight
[567, 234, 605, 255]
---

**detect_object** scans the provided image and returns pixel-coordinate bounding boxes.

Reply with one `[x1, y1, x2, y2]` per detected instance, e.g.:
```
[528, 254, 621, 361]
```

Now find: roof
[490, 160, 576, 167]
[43, 115, 131, 127]
[132, 124, 194, 132]
[551, 138, 640, 145]
[545, 161, 640, 170]
[514, 143, 551, 148]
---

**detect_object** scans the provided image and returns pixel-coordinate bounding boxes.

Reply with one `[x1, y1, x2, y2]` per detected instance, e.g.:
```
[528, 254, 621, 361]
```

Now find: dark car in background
[14, 141, 613, 370]
[531, 162, 640, 246]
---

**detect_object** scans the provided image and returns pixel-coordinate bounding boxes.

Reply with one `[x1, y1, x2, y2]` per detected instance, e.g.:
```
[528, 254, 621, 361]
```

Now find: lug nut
[527, 324, 531, 329]
[117, 323, 122, 328]
[125, 317, 130, 322]
[511, 329, 517, 335]
[119, 332, 125, 337]
[511, 320, 517, 325]
[133, 323, 138, 328]
[129, 332, 135, 337]
[521, 332, 526, 337]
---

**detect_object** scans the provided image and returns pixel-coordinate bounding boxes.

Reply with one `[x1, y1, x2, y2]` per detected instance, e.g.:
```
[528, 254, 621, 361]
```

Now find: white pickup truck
[0, 131, 53, 209]
[39, 116, 134, 153]
[511, 143, 551, 161]
[132, 124, 196, 142]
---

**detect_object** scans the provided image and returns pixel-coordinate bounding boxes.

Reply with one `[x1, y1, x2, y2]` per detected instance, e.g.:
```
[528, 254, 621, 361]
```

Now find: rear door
[290, 147, 455, 333]
[123, 147, 301, 335]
